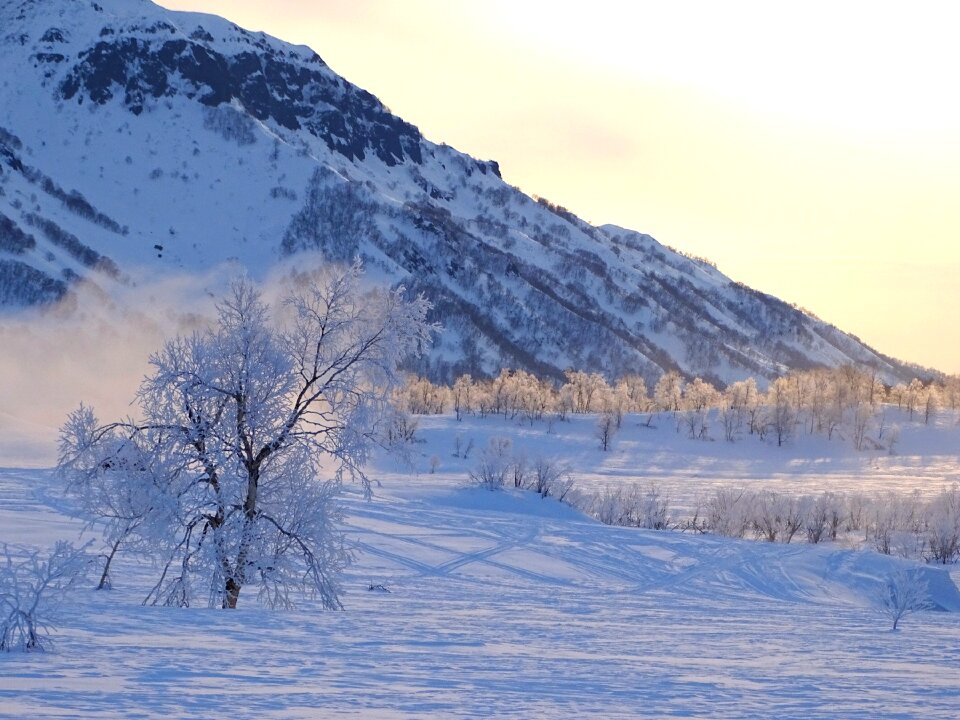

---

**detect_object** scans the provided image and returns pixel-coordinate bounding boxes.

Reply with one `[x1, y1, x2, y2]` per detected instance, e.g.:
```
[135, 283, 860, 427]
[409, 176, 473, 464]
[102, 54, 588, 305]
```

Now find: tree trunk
[222, 463, 260, 609]
[223, 578, 241, 609]
[97, 536, 124, 590]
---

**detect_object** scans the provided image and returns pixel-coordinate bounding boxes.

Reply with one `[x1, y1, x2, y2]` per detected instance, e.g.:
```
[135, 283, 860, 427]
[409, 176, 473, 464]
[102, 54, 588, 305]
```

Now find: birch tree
[59, 264, 432, 609]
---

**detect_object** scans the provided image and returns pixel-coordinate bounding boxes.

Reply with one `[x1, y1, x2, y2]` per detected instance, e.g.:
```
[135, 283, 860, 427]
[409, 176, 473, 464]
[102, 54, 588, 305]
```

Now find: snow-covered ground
[404, 410, 960, 509]
[2, 411, 960, 718]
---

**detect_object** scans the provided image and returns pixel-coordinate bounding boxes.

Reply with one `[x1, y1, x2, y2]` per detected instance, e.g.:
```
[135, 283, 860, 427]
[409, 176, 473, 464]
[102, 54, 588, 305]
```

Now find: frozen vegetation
[2, 405, 959, 717]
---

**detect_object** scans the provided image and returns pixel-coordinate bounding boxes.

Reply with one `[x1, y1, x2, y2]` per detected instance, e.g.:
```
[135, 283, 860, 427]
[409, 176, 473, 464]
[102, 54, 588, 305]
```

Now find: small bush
[470, 437, 512, 490]
[0, 541, 88, 652]
[874, 569, 931, 631]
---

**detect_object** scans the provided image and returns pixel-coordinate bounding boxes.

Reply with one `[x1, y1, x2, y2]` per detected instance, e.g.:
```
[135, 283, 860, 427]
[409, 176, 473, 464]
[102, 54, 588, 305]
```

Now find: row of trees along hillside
[397, 367, 959, 449]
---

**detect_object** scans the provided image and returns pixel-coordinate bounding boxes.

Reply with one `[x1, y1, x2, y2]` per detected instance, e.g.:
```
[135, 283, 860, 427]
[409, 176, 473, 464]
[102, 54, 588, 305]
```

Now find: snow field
[1, 410, 960, 718]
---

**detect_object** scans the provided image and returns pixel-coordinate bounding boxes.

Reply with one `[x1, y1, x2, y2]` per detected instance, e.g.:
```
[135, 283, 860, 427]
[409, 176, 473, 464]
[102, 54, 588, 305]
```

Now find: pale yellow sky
[160, 0, 960, 373]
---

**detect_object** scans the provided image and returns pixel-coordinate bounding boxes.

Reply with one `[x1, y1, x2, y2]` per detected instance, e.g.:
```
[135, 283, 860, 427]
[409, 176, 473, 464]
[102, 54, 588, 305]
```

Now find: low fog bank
[0, 254, 336, 467]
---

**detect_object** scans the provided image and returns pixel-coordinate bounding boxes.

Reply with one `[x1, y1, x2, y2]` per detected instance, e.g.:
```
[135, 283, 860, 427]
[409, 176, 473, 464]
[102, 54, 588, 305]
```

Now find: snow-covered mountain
[0, 0, 924, 384]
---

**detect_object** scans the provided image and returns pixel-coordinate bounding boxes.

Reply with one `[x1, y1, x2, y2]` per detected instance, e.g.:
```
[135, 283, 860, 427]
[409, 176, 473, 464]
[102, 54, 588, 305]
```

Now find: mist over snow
[0, 253, 349, 466]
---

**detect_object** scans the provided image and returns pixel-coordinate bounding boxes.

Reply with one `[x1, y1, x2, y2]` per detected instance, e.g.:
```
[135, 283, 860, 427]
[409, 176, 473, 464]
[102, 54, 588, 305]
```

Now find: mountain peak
[0, 0, 928, 384]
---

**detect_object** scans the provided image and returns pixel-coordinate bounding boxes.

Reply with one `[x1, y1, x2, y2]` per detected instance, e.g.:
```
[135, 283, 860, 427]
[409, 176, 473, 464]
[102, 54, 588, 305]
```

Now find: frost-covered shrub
[638, 486, 671, 530]
[0, 542, 88, 652]
[870, 493, 917, 555]
[706, 489, 753, 538]
[924, 487, 960, 564]
[587, 484, 670, 529]
[529, 457, 574, 501]
[590, 487, 631, 526]
[752, 491, 803, 543]
[874, 569, 931, 631]
[470, 437, 513, 490]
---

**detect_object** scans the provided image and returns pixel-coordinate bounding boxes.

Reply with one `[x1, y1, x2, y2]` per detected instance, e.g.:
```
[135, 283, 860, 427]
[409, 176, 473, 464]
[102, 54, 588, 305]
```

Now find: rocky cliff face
[0, 0, 923, 384]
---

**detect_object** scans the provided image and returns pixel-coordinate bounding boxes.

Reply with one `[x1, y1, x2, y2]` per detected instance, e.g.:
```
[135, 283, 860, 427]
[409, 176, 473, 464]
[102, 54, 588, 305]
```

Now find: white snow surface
[1, 411, 959, 718]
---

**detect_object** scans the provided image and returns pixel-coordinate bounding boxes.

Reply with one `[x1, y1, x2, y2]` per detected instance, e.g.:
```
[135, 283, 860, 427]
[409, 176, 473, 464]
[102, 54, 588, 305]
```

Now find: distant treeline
[396, 366, 958, 450]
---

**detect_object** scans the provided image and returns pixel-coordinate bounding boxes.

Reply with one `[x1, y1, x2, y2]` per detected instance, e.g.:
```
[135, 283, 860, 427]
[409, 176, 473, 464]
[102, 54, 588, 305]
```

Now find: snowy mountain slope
[0, 0, 924, 384]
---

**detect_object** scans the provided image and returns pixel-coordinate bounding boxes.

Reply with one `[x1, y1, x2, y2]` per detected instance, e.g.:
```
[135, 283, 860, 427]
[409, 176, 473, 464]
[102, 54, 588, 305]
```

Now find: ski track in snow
[2, 412, 960, 718]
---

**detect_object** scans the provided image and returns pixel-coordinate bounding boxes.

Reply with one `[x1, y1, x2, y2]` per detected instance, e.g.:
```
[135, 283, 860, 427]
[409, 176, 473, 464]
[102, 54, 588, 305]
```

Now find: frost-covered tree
[0, 542, 89, 651]
[59, 264, 432, 609]
[681, 377, 719, 440]
[653, 371, 684, 415]
[767, 378, 796, 447]
[562, 370, 607, 414]
[875, 570, 930, 631]
[58, 407, 162, 590]
[851, 402, 876, 451]
[451, 374, 474, 421]
[595, 412, 618, 451]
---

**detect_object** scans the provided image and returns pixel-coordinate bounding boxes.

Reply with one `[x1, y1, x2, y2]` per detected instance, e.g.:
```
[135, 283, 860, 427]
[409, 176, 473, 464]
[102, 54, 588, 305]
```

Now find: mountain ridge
[0, 0, 931, 385]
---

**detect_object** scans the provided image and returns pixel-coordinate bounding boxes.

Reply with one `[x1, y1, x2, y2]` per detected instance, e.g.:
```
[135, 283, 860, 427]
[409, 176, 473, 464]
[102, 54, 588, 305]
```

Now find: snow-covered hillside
[2, 412, 960, 717]
[0, 0, 925, 385]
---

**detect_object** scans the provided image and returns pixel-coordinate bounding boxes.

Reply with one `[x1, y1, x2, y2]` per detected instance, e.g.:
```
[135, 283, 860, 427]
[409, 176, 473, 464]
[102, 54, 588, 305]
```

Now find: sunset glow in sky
[161, 0, 960, 372]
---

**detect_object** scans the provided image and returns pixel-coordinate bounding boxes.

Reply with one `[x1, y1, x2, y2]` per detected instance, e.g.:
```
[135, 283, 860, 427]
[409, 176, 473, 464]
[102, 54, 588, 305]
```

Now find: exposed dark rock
[59, 33, 423, 166]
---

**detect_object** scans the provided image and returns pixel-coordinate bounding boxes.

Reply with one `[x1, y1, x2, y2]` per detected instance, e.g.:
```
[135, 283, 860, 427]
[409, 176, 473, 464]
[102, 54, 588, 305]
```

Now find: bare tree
[596, 412, 618, 451]
[59, 264, 432, 610]
[768, 379, 796, 447]
[875, 570, 930, 631]
[0, 542, 89, 651]
[58, 407, 157, 589]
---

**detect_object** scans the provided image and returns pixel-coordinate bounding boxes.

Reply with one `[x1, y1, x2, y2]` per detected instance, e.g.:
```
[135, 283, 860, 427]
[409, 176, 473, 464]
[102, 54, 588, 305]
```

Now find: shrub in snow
[385, 410, 420, 447]
[924, 487, 960, 564]
[869, 493, 922, 556]
[590, 487, 631, 526]
[801, 493, 828, 544]
[529, 457, 575, 502]
[0, 542, 88, 652]
[705, 489, 753, 539]
[635, 485, 671, 530]
[470, 437, 513, 490]
[874, 569, 931, 631]
[752, 491, 803, 544]
[58, 264, 432, 610]
[587, 484, 670, 529]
